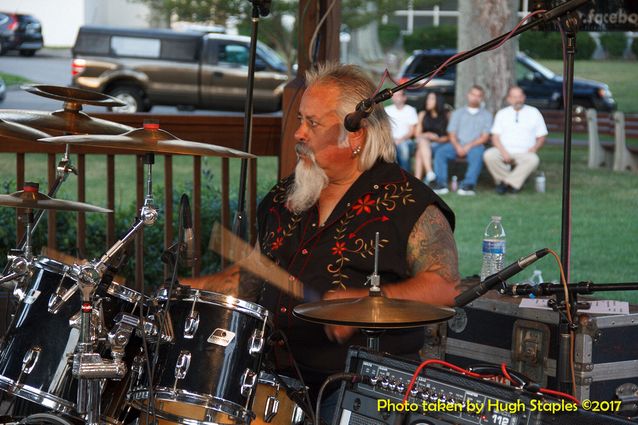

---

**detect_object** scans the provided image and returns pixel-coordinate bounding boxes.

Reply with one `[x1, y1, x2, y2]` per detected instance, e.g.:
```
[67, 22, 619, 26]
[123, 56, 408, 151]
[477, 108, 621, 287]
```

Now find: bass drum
[0, 257, 145, 424]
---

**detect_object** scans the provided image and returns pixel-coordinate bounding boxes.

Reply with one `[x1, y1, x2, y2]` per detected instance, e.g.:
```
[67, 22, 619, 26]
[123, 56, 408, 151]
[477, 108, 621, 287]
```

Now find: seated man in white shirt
[484, 86, 548, 194]
[385, 90, 419, 172]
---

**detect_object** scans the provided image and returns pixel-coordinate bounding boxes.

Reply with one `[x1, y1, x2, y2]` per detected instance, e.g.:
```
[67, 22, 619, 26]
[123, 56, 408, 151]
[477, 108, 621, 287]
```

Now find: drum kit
[0, 85, 455, 425]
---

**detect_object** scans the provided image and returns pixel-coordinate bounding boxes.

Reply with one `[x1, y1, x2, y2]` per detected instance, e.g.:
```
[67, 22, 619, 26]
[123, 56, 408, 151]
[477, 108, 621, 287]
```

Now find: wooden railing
[0, 113, 283, 291]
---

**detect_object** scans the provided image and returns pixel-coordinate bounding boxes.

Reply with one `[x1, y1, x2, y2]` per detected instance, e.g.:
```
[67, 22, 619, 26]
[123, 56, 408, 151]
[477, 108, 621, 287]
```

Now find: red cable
[539, 388, 580, 405]
[500, 363, 516, 385]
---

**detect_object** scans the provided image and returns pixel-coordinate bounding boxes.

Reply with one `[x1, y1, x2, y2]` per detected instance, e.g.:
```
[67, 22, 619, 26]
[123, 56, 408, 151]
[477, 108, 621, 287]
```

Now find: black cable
[267, 329, 316, 424]
[315, 373, 362, 425]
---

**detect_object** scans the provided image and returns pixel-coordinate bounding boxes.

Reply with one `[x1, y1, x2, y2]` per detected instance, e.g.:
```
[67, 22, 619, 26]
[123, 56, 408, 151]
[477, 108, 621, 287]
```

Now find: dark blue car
[399, 49, 616, 112]
[0, 12, 43, 56]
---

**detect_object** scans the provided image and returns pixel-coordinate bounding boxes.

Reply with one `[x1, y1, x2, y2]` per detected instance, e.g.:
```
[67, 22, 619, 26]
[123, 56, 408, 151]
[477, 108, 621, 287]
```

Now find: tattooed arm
[324, 204, 461, 343]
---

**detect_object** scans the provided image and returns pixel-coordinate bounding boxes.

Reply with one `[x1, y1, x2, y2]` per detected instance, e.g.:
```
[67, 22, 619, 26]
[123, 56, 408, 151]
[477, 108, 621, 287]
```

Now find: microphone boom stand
[233, 0, 271, 242]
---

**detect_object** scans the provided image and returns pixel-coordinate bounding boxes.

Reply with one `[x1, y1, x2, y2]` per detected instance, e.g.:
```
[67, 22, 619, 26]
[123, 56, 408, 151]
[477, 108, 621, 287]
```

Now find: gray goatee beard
[286, 144, 329, 214]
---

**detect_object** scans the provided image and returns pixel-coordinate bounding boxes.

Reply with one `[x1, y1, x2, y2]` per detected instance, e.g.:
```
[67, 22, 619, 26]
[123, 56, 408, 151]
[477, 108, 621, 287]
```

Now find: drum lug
[48, 281, 78, 314]
[240, 369, 258, 398]
[21, 346, 42, 375]
[174, 350, 192, 380]
[264, 394, 280, 422]
[183, 310, 199, 339]
[249, 329, 265, 356]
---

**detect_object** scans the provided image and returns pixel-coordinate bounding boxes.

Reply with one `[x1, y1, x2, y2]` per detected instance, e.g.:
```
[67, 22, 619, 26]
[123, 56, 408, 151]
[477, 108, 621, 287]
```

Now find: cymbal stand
[0, 210, 36, 291]
[2, 146, 77, 275]
[363, 232, 384, 351]
[71, 153, 157, 424]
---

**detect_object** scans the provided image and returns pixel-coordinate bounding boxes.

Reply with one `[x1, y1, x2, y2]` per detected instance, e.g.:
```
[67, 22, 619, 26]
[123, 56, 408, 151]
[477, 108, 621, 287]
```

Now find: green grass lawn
[538, 59, 638, 113]
[0, 72, 31, 86]
[1, 145, 637, 302]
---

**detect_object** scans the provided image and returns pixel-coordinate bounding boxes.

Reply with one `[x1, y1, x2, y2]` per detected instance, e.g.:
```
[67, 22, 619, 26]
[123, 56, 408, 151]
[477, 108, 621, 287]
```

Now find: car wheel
[107, 85, 146, 113]
[19, 50, 36, 57]
[0, 40, 6, 56]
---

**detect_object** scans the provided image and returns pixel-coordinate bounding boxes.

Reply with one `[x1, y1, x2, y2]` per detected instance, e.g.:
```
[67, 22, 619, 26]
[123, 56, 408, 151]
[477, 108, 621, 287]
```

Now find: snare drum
[130, 289, 270, 424]
[0, 257, 145, 423]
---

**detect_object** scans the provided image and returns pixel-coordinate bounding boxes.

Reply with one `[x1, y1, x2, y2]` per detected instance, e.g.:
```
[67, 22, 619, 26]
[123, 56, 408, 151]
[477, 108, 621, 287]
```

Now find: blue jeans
[396, 139, 416, 172]
[433, 143, 485, 187]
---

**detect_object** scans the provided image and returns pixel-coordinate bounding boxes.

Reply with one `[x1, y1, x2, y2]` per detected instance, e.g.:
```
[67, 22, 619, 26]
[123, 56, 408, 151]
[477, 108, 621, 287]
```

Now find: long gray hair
[305, 63, 395, 170]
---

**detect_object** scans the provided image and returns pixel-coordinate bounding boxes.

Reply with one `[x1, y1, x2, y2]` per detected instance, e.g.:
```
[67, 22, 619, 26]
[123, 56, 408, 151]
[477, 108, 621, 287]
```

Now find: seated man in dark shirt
[186, 62, 461, 421]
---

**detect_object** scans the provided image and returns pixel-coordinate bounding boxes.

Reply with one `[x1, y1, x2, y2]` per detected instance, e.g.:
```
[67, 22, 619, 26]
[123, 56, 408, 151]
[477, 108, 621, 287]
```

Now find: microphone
[344, 99, 375, 132]
[455, 248, 549, 307]
[179, 194, 195, 267]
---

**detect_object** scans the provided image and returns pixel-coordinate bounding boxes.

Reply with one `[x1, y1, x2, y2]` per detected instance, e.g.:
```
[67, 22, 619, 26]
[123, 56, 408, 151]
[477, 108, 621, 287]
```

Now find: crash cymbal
[22, 84, 126, 108]
[39, 123, 256, 158]
[0, 182, 111, 213]
[0, 118, 50, 142]
[0, 109, 133, 135]
[293, 294, 455, 329]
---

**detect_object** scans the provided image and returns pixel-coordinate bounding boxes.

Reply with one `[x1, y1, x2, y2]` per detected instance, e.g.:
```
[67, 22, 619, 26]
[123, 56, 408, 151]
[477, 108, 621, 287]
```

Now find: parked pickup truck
[71, 26, 289, 113]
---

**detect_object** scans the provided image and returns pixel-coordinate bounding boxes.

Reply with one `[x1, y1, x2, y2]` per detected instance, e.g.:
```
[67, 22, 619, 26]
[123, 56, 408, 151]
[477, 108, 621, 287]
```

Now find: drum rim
[107, 280, 146, 304]
[0, 375, 79, 417]
[129, 387, 250, 423]
[155, 288, 269, 321]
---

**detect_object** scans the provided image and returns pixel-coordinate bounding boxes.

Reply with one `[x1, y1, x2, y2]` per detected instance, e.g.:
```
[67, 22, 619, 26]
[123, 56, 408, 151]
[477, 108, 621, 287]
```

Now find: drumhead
[155, 288, 269, 322]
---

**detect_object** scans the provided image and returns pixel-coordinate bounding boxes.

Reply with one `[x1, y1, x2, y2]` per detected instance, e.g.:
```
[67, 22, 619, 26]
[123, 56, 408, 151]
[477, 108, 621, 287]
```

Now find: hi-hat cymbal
[293, 294, 455, 329]
[39, 123, 256, 158]
[0, 118, 50, 142]
[0, 183, 111, 213]
[0, 109, 133, 135]
[22, 84, 126, 108]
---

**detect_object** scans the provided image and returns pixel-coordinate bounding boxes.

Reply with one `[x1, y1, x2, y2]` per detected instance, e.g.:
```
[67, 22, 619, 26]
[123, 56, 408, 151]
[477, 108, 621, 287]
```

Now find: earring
[351, 145, 362, 158]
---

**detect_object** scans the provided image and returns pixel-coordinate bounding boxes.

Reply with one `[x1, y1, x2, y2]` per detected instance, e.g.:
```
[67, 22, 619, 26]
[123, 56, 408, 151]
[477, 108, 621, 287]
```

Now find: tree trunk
[349, 2, 385, 64]
[456, 0, 518, 113]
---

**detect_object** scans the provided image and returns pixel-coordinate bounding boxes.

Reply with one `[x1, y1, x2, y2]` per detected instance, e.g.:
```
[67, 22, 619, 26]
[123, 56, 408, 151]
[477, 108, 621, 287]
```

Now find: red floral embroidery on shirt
[352, 194, 375, 215]
[331, 241, 347, 256]
[271, 236, 284, 250]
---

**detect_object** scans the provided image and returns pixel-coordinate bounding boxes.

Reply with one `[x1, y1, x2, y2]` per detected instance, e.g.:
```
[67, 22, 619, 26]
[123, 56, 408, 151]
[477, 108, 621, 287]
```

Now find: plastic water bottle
[480, 216, 506, 281]
[530, 269, 544, 286]
[450, 175, 458, 192]
[535, 171, 546, 193]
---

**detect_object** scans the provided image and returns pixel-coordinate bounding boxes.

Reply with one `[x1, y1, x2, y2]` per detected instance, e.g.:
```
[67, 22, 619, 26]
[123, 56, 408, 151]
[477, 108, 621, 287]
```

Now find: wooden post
[280, 0, 341, 179]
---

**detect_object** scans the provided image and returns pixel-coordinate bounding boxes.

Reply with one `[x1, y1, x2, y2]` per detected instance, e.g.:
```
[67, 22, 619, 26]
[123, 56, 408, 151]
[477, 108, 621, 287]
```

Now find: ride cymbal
[293, 294, 455, 329]
[0, 183, 111, 213]
[22, 84, 126, 108]
[39, 123, 256, 158]
[0, 118, 50, 142]
[0, 109, 133, 135]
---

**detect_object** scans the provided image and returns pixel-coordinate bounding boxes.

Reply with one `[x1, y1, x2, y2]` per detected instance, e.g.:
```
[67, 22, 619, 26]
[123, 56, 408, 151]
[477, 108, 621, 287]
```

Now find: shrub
[378, 23, 401, 51]
[403, 24, 457, 53]
[601, 32, 627, 59]
[520, 30, 595, 60]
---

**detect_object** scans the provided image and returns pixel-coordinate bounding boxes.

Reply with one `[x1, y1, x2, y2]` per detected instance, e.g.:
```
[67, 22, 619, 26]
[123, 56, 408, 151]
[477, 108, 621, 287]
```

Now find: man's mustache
[295, 143, 314, 158]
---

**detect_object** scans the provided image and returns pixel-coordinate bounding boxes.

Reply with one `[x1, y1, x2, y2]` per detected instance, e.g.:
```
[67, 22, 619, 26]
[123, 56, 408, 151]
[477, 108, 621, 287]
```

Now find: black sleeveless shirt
[257, 160, 455, 386]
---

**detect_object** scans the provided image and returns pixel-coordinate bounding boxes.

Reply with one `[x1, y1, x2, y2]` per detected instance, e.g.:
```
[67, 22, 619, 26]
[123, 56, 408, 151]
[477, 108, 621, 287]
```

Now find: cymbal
[39, 124, 256, 158]
[0, 183, 112, 213]
[293, 294, 455, 329]
[0, 109, 133, 135]
[22, 84, 126, 108]
[0, 118, 50, 142]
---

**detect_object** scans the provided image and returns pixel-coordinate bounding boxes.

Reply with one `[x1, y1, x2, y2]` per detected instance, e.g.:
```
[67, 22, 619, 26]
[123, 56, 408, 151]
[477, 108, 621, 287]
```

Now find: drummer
[185, 62, 461, 421]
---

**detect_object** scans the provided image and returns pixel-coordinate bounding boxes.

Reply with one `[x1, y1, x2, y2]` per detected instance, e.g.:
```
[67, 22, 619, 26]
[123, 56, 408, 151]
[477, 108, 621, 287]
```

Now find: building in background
[0, 0, 152, 47]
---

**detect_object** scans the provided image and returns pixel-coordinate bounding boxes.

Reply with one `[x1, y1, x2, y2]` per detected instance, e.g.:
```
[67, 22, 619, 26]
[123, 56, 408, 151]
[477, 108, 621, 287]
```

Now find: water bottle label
[483, 240, 505, 254]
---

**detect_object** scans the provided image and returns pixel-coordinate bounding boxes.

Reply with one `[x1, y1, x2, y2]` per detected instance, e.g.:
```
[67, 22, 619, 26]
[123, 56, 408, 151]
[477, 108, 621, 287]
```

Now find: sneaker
[457, 185, 476, 196]
[495, 182, 508, 195]
[425, 171, 437, 183]
[431, 182, 449, 195]
[507, 185, 521, 194]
